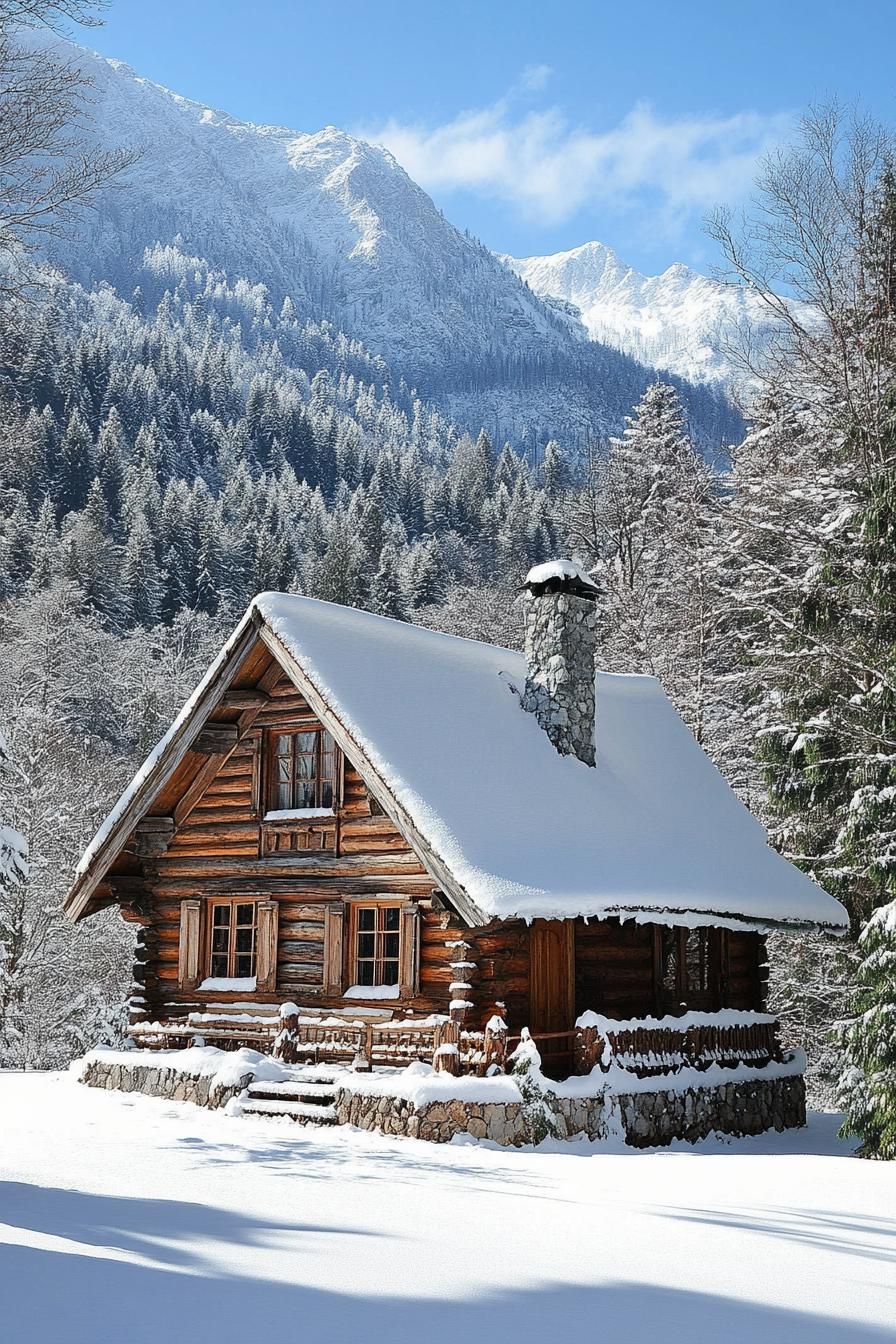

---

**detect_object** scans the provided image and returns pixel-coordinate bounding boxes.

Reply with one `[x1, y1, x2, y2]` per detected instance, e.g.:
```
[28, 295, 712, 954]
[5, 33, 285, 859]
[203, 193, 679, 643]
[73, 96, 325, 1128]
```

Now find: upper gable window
[270, 728, 337, 812]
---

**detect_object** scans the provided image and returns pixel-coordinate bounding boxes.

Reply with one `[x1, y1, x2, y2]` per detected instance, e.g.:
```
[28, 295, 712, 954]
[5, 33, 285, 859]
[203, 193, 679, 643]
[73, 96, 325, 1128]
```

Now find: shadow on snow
[0, 1180, 890, 1344]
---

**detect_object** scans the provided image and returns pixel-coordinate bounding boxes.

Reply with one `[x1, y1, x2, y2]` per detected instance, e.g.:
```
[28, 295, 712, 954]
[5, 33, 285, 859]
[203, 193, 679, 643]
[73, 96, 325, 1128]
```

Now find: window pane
[296, 779, 316, 808]
[296, 753, 315, 779]
[236, 904, 255, 926]
[210, 953, 228, 978]
[212, 926, 230, 954]
[685, 930, 707, 991]
[383, 933, 399, 960]
[662, 930, 678, 995]
[357, 908, 375, 930]
[213, 905, 230, 927]
[235, 954, 254, 979]
[320, 781, 333, 808]
[235, 928, 254, 955]
[382, 907, 400, 932]
[381, 961, 399, 986]
[277, 758, 291, 783]
[356, 960, 375, 985]
[357, 932, 375, 959]
[276, 735, 292, 756]
[297, 731, 317, 753]
[277, 781, 291, 809]
[321, 730, 335, 754]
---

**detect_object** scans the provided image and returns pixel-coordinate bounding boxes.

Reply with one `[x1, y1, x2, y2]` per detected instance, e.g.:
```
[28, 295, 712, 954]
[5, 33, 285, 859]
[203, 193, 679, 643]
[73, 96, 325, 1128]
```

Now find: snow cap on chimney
[522, 559, 599, 767]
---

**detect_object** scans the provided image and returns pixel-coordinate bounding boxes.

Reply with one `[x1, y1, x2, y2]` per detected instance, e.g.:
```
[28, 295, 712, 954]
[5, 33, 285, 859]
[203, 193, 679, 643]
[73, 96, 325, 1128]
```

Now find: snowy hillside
[30, 36, 738, 449]
[503, 241, 774, 385]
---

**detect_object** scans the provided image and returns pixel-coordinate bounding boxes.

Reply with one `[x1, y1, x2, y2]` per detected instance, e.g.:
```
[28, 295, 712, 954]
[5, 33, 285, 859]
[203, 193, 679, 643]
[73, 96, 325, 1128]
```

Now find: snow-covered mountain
[31, 37, 739, 448]
[502, 242, 772, 385]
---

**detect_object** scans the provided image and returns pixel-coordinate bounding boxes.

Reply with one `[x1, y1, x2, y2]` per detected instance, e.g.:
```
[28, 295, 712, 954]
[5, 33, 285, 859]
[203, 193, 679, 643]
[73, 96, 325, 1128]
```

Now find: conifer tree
[369, 542, 408, 620]
[838, 901, 896, 1157]
[717, 133, 896, 930]
[122, 513, 163, 626]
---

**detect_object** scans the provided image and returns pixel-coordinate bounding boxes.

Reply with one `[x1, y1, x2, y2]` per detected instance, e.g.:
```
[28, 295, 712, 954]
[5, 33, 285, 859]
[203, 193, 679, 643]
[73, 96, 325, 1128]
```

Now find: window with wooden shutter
[255, 901, 279, 993]
[207, 900, 258, 980]
[398, 904, 420, 997]
[352, 903, 401, 988]
[323, 904, 345, 995]
[177, 899, 201, 989]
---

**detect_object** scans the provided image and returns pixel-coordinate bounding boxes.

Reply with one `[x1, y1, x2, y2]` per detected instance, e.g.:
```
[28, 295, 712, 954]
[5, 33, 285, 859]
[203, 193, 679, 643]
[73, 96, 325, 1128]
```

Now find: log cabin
[65, 562, 848, 1085]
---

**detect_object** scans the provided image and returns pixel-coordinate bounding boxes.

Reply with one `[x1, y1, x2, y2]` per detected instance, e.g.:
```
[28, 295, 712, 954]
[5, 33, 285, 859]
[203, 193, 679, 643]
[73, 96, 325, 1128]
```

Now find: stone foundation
[336, 1070, 806, 1147]
[613, 1074, 806, 1148]
[79, 1055, 254, 1109]
[79, 1049, 807, 1149]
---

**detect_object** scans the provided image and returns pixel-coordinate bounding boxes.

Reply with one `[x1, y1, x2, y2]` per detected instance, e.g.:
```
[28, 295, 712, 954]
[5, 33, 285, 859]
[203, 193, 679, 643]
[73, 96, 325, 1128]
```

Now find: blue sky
[72, 0, 895, 275]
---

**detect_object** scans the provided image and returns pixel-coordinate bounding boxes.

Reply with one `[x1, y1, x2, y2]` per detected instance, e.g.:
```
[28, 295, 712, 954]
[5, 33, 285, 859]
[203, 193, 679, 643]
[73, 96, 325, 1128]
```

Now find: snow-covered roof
[257, 595, 845, 931]
[69, 593, 848, 933]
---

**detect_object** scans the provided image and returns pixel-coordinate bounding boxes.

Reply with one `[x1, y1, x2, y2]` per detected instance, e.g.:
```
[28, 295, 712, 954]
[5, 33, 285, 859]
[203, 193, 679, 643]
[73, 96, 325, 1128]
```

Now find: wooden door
[529, 918, 575, 1079]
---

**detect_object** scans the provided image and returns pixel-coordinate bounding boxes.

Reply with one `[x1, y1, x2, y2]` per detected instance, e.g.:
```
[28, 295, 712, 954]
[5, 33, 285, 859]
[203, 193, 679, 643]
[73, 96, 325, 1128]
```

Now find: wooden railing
[128, 1008, 783, 1080]
[574, 1013, 783, 1077]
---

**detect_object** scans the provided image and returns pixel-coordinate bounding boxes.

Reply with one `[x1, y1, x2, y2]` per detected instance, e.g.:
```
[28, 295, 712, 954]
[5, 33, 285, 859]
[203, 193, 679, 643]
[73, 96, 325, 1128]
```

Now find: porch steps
[241, 1072, 340, 1125]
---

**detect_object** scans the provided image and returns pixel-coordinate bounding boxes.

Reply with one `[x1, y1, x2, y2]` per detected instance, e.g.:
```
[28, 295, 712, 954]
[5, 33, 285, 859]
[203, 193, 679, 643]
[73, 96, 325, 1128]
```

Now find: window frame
[349, 901, 403, 990]
[205, 898, 259, 981]
[656, 926, 721, 1012]
[265, 723, 340, 814]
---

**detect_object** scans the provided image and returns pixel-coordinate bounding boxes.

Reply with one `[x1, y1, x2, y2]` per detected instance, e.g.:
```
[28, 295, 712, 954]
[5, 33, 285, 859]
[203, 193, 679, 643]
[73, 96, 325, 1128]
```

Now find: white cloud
[362, 85, 793, 229]
[517, 64, 553, 94]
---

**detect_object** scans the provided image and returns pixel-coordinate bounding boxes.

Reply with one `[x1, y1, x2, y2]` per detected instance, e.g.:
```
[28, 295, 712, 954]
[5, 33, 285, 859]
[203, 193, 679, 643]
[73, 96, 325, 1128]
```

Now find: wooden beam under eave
[193, 724, 240, 755]
[63, 612, 266, 924]
[172, 662, 281, 830]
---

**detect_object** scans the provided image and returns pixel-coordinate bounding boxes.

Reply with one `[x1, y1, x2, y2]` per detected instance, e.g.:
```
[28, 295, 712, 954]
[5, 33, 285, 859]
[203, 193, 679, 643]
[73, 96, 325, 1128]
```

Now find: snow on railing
[127, 1006, 782, 1080]
[574, 1009, 783, 1077]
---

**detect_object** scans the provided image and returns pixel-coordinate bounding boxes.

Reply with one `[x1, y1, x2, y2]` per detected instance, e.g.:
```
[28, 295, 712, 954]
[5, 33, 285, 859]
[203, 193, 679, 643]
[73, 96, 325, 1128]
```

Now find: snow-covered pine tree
[711, 113, 896, 1106]
[566, 381, 725, 748]
[369, 542, 408, 621]
[715, 128, 896, 933]
[838, 900, 896, 1157]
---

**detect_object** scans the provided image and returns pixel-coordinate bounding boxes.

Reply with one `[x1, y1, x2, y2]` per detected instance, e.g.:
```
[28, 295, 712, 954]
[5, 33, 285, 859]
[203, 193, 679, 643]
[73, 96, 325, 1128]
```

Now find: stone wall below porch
[336, 1056, 807, 1147]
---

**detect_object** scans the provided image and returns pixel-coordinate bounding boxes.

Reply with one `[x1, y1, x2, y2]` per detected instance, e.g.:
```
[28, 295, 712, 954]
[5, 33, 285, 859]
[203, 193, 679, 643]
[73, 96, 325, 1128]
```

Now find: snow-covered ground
[1, 1071, 893, 1344]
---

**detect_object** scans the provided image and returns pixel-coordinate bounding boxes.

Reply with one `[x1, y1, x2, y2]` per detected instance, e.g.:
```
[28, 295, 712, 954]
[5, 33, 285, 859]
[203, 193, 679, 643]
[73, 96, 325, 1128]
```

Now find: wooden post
[574, 1023, 607, 1074]
[446, 936, 475, 1072]
[433, 1017, 460, 1075]
[273, 1002, 300, 1064]
[483, 1010, 508, 1074]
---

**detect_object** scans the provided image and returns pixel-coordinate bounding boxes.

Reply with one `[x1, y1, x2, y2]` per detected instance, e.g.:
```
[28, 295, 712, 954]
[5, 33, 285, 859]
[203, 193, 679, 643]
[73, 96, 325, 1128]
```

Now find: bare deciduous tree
[0, 0, 136, 310]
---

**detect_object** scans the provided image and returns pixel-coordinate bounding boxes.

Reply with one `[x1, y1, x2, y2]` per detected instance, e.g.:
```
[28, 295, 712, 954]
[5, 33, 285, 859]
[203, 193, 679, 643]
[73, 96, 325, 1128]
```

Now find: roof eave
[63, 610, 264, 923]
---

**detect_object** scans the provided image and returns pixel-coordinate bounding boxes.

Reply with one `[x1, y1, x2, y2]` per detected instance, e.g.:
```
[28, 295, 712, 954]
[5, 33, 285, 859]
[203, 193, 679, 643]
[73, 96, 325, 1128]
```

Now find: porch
[127, 1003, 785, 1083]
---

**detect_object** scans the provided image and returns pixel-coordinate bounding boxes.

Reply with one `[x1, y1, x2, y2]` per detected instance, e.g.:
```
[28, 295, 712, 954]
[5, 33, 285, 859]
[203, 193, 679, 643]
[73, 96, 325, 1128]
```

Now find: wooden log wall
[727, 931, 767, 1011]
[574, 920, 656, 1019]
[117, 659, 464, 1022]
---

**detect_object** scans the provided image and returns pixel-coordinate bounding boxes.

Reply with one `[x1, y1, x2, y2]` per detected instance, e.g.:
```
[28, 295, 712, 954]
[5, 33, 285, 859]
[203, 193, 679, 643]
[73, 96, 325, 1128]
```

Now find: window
[682, 928, 710, 994]
[208, 901, 257, 980]
[270, 728, 337, 811]
[353, 904, 401, 987]
[657, 927, 716, 1009]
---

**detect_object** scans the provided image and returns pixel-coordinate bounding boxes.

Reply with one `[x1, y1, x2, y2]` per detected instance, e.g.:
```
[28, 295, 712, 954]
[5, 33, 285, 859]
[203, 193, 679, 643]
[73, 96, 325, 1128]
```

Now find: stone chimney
[521, 560, 600, 767]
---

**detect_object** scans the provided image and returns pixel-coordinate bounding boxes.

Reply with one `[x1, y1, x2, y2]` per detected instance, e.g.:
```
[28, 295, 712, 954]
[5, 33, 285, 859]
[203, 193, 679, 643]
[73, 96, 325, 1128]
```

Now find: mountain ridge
[502, 240, 770, 385]
[30, 35, 739, 450]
